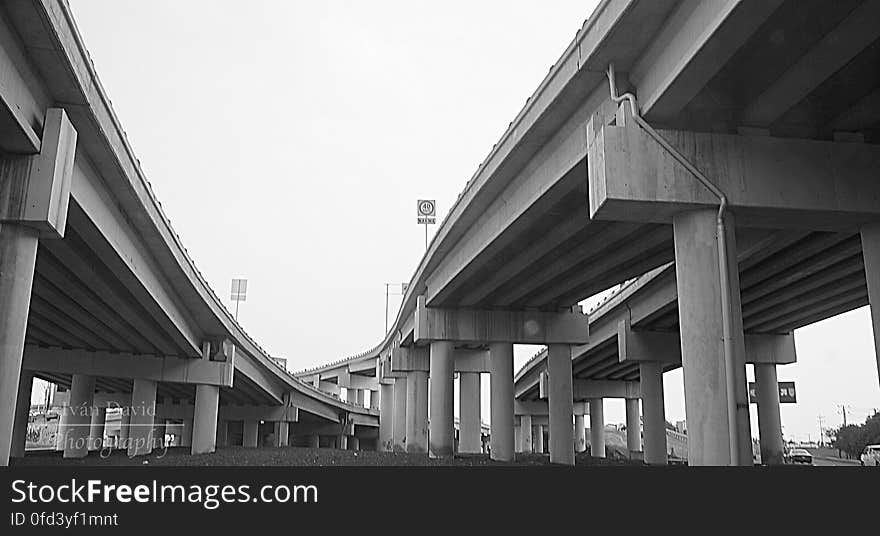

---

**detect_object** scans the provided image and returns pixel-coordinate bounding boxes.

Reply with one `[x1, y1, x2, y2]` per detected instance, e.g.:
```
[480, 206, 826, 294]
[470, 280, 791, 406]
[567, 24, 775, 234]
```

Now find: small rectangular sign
[417, 216, 435, 224]
[231, 278, 248, 302]
[748, 381, 796, 404]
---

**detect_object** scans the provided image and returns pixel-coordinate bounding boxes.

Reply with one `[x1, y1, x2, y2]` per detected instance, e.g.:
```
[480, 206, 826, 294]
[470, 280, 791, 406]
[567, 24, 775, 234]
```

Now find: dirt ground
[13, 446, 643, 467]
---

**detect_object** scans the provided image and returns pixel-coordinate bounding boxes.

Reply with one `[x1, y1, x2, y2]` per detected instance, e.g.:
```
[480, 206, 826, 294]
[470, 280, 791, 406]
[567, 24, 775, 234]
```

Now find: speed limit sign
[417, 199, 436, 224]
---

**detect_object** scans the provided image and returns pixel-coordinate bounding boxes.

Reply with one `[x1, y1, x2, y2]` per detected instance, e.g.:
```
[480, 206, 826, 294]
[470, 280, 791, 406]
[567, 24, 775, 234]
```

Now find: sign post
[417, 199, 436, 250]
[230, 278, 248, 321]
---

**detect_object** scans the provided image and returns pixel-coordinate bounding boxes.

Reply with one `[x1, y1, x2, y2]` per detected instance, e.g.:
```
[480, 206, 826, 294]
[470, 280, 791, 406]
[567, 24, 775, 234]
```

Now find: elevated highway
[1, 0, 376, 465]
[300, 0, 880, 466]
[5, 0, 880, 467]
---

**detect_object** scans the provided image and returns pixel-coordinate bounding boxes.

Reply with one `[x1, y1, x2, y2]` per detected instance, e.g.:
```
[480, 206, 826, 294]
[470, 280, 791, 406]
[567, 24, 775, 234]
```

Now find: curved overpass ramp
[1, 0, 375, 465]
[299, 0, 880, 465]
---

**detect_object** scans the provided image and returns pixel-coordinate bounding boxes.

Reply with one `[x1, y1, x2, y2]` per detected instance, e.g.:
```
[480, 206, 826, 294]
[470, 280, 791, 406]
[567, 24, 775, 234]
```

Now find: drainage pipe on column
[606, 64, 739, 466]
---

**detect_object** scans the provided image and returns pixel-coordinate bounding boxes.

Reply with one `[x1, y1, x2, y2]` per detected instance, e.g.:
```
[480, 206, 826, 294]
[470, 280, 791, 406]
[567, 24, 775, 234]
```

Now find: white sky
[57, 0, 879, 443]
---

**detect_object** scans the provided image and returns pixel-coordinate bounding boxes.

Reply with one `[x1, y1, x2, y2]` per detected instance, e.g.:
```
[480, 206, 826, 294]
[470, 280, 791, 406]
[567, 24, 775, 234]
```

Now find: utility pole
[817, 414, 825, 446]
[838, 404, 847, 427]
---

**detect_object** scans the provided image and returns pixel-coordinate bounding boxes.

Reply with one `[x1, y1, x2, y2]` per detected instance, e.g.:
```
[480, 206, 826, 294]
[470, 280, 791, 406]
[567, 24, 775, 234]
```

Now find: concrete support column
[370, 389, 380, 410]
[489, 343, 514, 462]
[118, 410, 131, 450]
[152, 419, 166, 449]
[574, 413, 586, 453]
[88, 407, 107, 452]
[625, 398, 642, 454]
[459, 372, 481, 454]
[673, 209, 750, 466]
[346, 388, 360, 405]
[192, 384, 219, 455]
[356, 390, 365, 407]
[349, 436, 359, 451]
[392, 377, 407, 452]
[589, 398, 605, 458]
[379, 383, 394, 451]
[429, 341, 454, 458]
[0, 225, 39, 466]
[860, 223, 880, 393]
[274, 421, 289, 447]
[243, 420, 259, 448]
[520, 415, 533, 453]
[11, 370, 34, 458]
[307, 434, 320, 448]
[547, 344, 574, 465]
[128, 379, 156, 457]
[405, 371, 428, 453]
[54, 399, 69, 452]
[640, 362, 667, 464]
[754, 363, 785, 465]
[64, 374, 96, 458]
[534, 425, 544, 454]
[337, 435, 348, 450]
[216, 420, 228, 448]
[180, 418, 193, 448]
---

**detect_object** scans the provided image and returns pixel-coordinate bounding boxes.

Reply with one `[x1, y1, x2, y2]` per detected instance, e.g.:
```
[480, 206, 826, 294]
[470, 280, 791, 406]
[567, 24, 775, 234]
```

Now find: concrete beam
[539, 374, 640, 399]
[22, 346, 234, 387]
[414, 296, 589, 345]
[741, 0, 880, 127]
[514, 400, 588, 417]
[632, 0, 783, 121]
[589, 125, 880, 231]
[0, 108, 76, 237]
[337, 370, 379, 391]
[618, 322, 796, 365]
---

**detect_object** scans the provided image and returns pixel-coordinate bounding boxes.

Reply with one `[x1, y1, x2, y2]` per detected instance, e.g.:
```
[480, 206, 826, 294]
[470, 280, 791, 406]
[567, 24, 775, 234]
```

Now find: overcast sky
[61, 0, 879, 443]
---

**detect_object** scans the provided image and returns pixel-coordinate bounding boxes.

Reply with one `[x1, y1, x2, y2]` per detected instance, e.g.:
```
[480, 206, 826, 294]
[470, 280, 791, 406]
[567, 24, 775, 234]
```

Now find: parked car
[788, 448, 813, 465]
[860, 445, 880, 466]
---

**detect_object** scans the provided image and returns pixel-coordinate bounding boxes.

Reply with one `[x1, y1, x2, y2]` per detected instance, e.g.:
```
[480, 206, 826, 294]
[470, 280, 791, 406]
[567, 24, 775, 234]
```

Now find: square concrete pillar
[180, 418, 193, 448]
[11, 370, 34, 459]
[429, 341, 454, 458]
[405, 371, 428, 453]
[459, 372, 481, 454]
[520, 415, 533, 453]
[63, 374, 96, 459]
[625, 398, 642, 454]
[489, 343, 514, 462]
[0, 225, 39, 466]
[88, 406, 107, 452]
[127, 379, 157, 457]
[379, 383, 394, 451]
[589, 398, 605, 458]
[860, 223, 880, 394]
[534, 424, 545, 454]
[640, 362, 667, 465]
[754, 363, 784, 465]
[547, 344, 574, 465]
[118, 409, 131, 450]
[274, 421, 289, 447]
[392, 377, 407, 452]
[192, 384, 219, 455]
[673, 209, 751, 466]
[215, 420, 228, 448]
[574, 413, 586, 453]
[243, 420, 259, 448]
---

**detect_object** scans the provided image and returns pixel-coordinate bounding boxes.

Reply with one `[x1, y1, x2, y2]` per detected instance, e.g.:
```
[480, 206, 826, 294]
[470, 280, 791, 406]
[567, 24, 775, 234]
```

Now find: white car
[860, 445, 880, 466]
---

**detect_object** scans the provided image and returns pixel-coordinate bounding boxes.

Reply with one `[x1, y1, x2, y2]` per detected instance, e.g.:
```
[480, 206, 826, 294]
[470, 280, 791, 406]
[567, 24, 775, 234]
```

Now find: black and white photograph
[1, 0, 879, 529]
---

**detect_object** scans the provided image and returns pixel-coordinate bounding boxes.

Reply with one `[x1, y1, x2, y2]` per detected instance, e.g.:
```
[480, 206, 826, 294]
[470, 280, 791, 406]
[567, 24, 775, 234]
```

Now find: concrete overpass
[1, 0, 377, 466]
[5, 0, 880, 468]
[299, 0, 880, 466]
